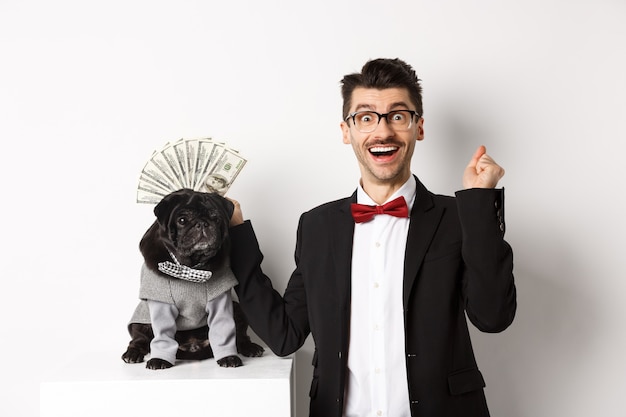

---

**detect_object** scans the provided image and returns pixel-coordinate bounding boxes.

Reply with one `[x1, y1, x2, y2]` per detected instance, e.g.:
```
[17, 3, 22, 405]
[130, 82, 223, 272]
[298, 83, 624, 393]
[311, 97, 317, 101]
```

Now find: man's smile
[368, 144, 400, 160]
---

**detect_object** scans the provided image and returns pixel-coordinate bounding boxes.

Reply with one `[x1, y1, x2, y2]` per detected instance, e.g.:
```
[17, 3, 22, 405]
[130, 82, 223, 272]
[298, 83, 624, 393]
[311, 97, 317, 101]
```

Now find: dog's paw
[238, 341, 265, 358]
[217, 355, 243, 368]
[146, 358, 174, 370]
[122, 348, 146, 364]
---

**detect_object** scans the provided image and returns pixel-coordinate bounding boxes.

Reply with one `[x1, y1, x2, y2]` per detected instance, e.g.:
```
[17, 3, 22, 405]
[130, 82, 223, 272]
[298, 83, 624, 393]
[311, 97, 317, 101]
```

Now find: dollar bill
[184, 138, 198, 189]
[192, 138, 220, 190]
[137, 189, 168, 204]
[136, 137, 246, 203]
[159, 141, 186, 190]
[197, 146, 247, 196]
[139, 151, 181, 192]
[172, 139, 190, 188]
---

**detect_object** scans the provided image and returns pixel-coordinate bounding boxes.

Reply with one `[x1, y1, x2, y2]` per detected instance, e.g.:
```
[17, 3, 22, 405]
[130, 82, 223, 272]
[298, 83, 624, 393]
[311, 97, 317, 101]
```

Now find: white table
[40, 349, 294, 417]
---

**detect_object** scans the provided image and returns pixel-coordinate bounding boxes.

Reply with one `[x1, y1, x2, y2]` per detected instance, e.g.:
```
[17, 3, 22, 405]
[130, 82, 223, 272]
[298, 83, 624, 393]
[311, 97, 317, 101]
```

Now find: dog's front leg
[146, 300, 179, 369]
[122, 323, 153, 363]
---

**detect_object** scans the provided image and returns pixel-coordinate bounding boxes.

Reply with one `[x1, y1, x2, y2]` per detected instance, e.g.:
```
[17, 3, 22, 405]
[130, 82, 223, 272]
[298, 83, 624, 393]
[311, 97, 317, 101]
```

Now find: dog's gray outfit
[130, 262, 239, 364]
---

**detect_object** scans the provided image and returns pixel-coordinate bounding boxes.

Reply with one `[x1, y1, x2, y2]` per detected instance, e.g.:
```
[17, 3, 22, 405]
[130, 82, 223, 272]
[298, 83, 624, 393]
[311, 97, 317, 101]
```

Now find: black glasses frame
[344, 110, 421, 132]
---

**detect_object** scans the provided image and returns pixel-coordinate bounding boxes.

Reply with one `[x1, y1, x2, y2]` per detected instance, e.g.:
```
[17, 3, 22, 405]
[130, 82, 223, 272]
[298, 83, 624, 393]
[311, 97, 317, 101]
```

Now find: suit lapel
[330, 193, 356, 314]
[326, 194, 356, 355]
[403, 177, 444, 307]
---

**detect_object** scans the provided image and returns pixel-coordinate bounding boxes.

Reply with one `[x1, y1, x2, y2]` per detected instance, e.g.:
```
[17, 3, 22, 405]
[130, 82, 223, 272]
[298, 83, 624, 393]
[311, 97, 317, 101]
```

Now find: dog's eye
[177, 217, 187, 225]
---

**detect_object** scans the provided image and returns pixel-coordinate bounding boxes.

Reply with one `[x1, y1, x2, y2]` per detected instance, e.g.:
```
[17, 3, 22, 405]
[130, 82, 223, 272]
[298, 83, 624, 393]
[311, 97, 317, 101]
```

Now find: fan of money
[136, 137, 247, 204]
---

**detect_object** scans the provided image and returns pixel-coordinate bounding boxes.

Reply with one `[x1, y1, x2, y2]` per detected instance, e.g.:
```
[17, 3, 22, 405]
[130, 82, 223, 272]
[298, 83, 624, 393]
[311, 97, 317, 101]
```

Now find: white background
[1, 1, 625, 416]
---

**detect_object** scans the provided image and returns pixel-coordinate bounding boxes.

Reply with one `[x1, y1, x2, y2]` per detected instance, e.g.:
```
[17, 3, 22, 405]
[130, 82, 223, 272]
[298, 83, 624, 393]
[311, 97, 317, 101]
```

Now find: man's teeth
[370, 146, 397, 153]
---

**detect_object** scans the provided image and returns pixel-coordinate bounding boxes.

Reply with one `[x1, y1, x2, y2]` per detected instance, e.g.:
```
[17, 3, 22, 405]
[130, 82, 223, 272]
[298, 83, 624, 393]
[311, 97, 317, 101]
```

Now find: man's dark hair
[340, 58, 423, 120]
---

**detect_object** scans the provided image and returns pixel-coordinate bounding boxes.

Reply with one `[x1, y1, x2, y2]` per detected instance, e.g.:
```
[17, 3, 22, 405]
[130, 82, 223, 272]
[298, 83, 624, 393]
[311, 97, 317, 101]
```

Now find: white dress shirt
[344, 176, 416, 417]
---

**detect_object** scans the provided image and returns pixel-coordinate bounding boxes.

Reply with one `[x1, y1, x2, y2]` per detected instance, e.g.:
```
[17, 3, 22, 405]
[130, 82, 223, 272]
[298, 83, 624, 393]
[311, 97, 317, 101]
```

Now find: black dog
[121, 189, 264, 369]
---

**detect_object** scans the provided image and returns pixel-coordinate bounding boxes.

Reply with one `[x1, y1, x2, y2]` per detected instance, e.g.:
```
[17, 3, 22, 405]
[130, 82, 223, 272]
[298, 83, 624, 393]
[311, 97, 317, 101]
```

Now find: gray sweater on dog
[130, 262, 238, 331]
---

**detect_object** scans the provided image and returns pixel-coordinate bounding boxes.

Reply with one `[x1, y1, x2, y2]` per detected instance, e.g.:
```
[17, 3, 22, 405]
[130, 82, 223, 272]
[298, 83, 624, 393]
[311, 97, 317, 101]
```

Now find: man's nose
[373, 115, 394, 136]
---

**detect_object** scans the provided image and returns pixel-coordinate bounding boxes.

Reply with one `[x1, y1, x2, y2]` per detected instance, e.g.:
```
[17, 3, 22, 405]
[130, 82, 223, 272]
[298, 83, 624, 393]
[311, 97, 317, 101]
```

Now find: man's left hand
[463, 145, 505, 189]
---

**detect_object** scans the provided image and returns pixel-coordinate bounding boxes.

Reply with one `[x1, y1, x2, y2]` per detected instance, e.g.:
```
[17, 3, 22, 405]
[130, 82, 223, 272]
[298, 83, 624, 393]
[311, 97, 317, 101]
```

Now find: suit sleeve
[229, 219, 310, 356]
[455, 188, 517, 333]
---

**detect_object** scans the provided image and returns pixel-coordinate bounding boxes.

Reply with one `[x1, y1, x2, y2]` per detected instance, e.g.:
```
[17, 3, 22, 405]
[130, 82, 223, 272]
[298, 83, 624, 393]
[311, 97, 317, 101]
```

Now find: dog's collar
[157, 250, 213, 283]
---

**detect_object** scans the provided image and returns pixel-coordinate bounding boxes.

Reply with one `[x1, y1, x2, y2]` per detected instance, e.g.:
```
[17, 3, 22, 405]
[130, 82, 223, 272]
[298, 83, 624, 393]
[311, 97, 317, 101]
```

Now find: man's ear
[341, 121, 351, 144]
[416, 116, 425, 141]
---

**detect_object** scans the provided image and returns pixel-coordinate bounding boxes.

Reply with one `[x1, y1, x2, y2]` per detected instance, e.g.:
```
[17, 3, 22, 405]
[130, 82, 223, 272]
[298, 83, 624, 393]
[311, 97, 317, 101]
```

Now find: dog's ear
[221, 196, 235, 219]
[202, 192, 234, 220]
[154, 189, 192, 227]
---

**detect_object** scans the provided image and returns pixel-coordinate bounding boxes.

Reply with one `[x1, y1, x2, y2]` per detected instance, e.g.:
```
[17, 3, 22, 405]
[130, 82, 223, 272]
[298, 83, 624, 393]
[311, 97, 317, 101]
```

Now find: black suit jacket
[230, 177, 516, 417]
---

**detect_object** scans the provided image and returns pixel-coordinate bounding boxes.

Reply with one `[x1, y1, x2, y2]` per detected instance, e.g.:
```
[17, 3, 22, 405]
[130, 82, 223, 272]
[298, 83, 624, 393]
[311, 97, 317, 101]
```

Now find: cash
[137, 137, 246, 204]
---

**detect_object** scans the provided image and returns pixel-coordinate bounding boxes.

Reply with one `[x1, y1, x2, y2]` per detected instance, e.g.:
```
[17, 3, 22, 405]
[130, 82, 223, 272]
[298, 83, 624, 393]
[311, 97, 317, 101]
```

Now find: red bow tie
[351, 196, 409, 223]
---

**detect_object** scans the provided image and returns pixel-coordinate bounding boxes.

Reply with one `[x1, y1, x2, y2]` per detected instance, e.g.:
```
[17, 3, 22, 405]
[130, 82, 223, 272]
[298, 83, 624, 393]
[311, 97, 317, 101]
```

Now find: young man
[228, 58, 516, 417]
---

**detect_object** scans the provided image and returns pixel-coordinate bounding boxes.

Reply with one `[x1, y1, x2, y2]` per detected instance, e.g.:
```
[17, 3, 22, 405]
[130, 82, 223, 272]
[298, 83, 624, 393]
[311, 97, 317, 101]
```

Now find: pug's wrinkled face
[146, 189, 233, 267]
[170, 205, 225, 260]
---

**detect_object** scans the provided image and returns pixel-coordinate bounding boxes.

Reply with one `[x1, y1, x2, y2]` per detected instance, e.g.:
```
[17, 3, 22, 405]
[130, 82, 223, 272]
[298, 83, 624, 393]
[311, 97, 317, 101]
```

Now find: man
[228, 58, 516, 417]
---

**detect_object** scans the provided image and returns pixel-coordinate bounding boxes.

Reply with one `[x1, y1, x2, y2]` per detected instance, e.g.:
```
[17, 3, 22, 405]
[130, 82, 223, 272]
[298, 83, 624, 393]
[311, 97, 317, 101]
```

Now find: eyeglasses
[345, 110, 420, 133]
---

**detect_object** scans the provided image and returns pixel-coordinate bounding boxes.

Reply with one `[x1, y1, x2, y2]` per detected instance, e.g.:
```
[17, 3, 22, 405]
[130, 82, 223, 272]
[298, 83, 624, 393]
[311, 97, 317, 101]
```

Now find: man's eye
[359, 113, 374, 123]
[391, 112, 405, 121]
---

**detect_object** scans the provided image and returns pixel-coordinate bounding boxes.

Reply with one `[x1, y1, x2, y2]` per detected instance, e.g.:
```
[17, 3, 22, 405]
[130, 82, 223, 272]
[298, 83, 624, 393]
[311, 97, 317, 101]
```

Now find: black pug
[121, 189, 264, 369]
